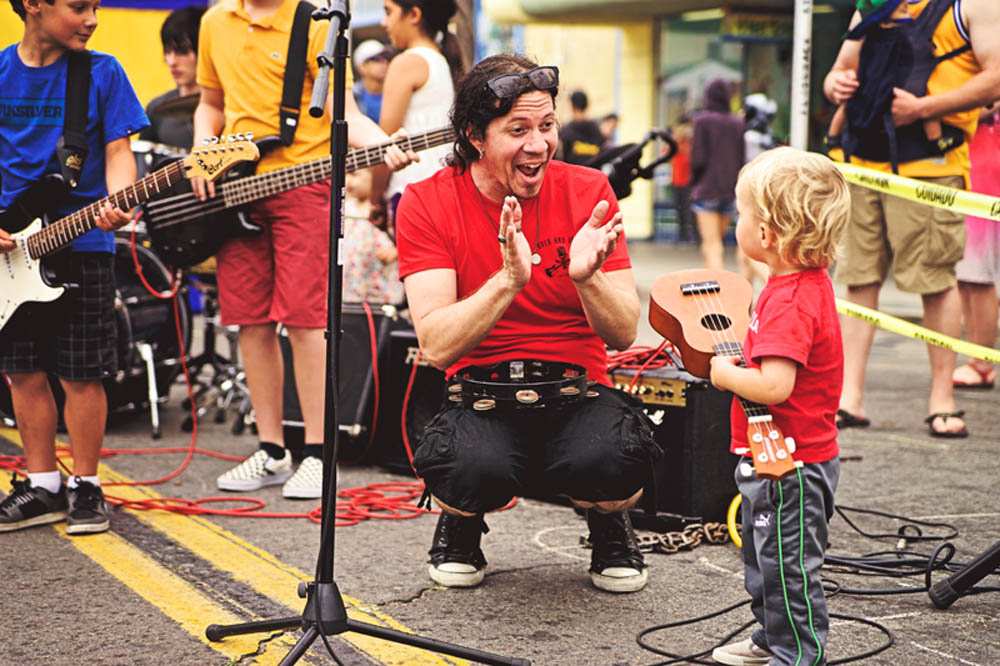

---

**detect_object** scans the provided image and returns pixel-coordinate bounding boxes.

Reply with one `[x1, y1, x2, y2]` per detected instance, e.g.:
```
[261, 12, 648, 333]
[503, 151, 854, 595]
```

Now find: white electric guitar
[0, 136, 259, 334]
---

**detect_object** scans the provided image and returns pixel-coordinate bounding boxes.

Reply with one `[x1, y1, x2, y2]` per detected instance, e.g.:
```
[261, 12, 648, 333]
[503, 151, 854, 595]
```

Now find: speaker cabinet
[280, 303, 404, 459]
[611, 366, 738, 524]
[368, 329, 446, 475]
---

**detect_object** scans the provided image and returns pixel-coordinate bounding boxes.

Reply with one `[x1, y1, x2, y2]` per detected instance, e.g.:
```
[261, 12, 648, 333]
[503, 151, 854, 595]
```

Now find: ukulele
[0, 136, 260, 334]
[648, 269, 797, 480]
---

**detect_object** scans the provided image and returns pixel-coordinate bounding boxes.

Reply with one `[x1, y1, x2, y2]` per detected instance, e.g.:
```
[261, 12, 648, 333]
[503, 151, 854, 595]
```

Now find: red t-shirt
[396, 161, 632, 384]
[729, 269, 842, 464]
[672, 147, 691, 187]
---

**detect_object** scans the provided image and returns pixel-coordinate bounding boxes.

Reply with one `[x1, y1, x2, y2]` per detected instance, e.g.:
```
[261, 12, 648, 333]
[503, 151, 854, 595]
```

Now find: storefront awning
[484, 0, 854, 23]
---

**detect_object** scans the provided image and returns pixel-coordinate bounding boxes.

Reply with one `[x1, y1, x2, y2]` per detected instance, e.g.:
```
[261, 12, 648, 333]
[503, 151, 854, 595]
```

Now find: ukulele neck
[713, 341, 770, 418]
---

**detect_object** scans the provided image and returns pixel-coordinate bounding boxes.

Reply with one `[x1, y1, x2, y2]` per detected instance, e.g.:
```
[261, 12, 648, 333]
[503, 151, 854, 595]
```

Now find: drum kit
[0, 94, 251, 437]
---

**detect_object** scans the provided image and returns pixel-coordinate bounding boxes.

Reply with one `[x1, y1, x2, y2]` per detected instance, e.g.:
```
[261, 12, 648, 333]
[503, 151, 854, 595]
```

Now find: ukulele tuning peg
[756, 452, 769, 464]
[784, 437, 796, 453]
[775, 449, 788, 460]
[740, 462, 754, 478]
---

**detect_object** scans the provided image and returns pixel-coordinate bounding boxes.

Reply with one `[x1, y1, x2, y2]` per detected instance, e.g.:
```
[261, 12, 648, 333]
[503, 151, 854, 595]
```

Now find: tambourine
[450, 360, 597, 412]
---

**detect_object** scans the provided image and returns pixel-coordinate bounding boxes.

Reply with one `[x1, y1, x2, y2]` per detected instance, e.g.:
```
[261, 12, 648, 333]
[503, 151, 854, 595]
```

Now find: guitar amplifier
[280, 303, 406, 460]
[367, 328, 446, 475]
[610, 365, 738, 525]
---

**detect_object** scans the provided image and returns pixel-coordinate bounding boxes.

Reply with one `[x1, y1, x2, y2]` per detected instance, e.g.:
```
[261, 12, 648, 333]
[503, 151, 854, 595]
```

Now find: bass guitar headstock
[181, 134, 260, 182]
[740, 416, 798, 480]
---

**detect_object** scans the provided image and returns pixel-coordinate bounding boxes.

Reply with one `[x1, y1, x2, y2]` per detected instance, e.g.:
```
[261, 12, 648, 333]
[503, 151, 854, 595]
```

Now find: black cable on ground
[636, 600, 895, 666]
[635, 502, 997, 663]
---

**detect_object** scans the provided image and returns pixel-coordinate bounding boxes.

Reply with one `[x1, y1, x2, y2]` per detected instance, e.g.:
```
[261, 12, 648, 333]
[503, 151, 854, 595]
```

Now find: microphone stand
[929, 541, 1000, 610]
[204, 3, 528, 663]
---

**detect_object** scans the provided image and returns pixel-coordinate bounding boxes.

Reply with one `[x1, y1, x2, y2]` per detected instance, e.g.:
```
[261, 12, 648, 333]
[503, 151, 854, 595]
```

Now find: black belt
[449, 360, 597, 412]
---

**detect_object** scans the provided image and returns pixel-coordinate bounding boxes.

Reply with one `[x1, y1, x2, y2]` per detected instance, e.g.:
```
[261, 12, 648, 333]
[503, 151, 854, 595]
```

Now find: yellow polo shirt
[831, 0, 981, 181]
[197, 0, 354, 174]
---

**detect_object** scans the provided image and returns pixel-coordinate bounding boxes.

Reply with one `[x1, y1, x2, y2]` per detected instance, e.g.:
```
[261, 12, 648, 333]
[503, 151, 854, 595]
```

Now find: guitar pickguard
[0, 219, 66, 334]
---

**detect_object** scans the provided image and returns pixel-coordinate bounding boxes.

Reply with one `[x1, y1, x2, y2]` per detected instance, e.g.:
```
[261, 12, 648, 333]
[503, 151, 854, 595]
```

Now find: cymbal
[148, 92, 199, 119]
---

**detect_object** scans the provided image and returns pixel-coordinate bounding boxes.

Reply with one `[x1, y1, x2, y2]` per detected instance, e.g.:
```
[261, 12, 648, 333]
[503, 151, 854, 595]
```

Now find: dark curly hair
[449, 54, 558, 172]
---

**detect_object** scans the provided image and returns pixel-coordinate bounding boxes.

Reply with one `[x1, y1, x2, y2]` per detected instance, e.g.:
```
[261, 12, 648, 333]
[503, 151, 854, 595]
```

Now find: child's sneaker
[67, 479, 110, 535]
[0, 476, 67, 532]
[217, 449, 293, 491]
[282, 456, 324, 499]
[712, 638, 772, 665]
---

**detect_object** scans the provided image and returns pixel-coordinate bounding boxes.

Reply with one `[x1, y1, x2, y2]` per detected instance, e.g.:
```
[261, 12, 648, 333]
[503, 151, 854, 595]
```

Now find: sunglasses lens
[528, 67, 558, 90]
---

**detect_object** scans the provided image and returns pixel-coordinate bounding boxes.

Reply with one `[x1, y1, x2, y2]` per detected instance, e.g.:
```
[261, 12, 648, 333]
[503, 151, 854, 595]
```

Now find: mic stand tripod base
[205, 580, 532, 666]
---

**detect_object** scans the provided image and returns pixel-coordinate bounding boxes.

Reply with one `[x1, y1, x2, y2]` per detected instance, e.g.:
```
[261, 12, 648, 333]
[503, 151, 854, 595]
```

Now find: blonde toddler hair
[737, 147, 850, 268]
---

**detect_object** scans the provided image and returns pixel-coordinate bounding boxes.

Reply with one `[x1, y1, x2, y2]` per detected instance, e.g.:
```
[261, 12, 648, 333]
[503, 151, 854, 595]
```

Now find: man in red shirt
[396, 55, 658, 593]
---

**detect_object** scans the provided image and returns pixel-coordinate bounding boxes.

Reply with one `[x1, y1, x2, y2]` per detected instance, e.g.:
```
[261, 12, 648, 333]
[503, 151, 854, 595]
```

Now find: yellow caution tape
[836, 298, 1000, 364]
[834, 162, 1000, 222]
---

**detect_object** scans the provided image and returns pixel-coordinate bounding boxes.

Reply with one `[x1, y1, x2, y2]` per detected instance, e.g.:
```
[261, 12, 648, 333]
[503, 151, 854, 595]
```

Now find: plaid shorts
[0, 252, 117, 381]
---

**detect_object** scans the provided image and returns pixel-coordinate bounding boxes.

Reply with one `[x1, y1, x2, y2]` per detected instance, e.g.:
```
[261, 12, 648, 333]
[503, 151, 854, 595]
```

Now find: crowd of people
[1, 0, 998, 664]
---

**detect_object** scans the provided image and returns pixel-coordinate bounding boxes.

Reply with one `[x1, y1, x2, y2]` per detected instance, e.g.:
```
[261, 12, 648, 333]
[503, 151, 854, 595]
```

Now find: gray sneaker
[0, 475, 67, 532]
[67, 479, 110, 535]
[712, 638, 772, 665]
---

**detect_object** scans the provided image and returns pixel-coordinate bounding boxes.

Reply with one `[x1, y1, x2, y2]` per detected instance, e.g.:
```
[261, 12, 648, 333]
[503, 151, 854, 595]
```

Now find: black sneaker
[587, 509, 648, 593]
[427, 513, 488, 588]
[67, 479, 110, 535]
[0, 475, 67, 532]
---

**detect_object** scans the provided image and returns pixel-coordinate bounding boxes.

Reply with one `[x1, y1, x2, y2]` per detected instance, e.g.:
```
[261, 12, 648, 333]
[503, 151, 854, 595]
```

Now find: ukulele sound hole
[700, 314, 732, 331]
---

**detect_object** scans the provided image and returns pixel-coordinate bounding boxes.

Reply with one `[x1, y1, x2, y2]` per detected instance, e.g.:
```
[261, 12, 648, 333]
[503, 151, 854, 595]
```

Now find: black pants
[413, 385, 659, 514]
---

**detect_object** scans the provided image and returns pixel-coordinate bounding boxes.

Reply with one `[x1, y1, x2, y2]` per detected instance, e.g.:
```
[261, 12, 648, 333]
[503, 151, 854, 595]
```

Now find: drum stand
[181, 281, 252, 435]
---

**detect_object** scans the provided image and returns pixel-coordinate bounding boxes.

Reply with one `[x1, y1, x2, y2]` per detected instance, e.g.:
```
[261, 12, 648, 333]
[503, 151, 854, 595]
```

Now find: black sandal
[924, 411, 969, 439]
[836, 409, 871, 429]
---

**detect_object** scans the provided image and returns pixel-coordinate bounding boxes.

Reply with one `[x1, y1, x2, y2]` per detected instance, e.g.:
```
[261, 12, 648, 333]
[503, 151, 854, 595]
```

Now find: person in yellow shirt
[191, 0, 417, 498]
[823, 0, 1000, 438]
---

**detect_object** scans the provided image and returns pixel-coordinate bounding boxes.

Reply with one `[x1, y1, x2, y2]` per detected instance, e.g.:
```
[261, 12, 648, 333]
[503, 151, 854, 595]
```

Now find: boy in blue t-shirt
[0, 0, 148, 535]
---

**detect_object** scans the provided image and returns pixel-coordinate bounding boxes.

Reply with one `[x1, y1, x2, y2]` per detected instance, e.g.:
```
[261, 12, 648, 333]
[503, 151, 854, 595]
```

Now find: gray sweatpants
[737, 457, 840, 666]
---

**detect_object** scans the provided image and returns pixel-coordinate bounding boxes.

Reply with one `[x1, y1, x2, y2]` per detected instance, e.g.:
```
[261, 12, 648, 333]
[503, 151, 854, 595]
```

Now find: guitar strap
[56, 50, 92, 189]
[279, 1, 314, 147]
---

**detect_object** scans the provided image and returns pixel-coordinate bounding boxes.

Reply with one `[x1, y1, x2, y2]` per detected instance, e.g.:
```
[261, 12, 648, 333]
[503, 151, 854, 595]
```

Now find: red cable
[361, 302, 380, 453]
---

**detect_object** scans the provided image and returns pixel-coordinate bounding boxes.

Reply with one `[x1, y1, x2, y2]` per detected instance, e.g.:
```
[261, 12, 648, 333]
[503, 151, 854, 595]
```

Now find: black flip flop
[836, 409, 870, 429]
[924, 411, 969, 439]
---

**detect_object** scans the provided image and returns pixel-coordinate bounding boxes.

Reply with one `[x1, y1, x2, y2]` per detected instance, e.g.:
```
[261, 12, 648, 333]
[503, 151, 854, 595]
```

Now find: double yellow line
[1, 427, 467, 665]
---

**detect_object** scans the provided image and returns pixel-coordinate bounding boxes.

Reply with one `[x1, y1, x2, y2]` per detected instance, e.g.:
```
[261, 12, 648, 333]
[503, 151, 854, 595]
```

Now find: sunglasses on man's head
[486, 66, 560, 101]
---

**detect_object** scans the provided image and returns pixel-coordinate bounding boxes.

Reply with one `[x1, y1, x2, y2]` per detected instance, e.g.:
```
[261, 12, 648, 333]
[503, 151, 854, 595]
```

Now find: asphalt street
[1, 242, 998, 665]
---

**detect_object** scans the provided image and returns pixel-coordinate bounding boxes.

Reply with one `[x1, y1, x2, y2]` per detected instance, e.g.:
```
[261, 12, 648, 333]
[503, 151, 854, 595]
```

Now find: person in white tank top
[373, 0, 462, 221]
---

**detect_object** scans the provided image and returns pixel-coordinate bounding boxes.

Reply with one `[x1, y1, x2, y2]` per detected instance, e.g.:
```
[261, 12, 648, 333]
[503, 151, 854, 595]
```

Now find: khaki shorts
[835, 176, 966, 294]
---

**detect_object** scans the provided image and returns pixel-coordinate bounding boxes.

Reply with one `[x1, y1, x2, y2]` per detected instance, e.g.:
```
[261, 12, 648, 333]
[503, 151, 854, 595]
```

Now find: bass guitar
[0, 136, 259, 335]
[648, 269, 797, 480]
[142, 126, 457, 268]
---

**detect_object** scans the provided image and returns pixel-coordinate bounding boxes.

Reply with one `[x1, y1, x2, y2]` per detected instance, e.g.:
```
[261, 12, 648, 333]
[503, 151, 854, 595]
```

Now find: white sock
[28, 471, 62, 494]
[67, 475, 101, 490]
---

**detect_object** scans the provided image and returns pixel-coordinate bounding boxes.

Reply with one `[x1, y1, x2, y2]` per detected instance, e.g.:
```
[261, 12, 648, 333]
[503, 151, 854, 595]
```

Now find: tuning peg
[768, 430, 779, 440]
[756, 452, 769, 464]
[784, 437, 796, 453]
[740, 462, 754, 478]
[775, 449, 788, 459]
[245, 131, 254, 141]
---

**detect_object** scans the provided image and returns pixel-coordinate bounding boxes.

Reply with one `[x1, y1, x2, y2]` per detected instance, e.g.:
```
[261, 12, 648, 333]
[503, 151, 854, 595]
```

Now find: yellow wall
[1, 8, 175, 107]
[522, 21, 655, 238]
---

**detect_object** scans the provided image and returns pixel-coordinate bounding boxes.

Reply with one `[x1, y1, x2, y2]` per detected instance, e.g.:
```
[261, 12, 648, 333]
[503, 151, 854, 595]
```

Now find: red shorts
[216, 181, 331, 328]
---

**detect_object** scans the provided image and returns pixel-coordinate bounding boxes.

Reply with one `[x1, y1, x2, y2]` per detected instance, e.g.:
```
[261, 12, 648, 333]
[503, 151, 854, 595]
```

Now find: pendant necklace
[473, 177, 542, 265]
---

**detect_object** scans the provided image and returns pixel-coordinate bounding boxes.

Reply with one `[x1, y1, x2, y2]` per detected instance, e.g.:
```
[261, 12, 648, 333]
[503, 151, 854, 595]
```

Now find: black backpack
[836, 0, 971, 173]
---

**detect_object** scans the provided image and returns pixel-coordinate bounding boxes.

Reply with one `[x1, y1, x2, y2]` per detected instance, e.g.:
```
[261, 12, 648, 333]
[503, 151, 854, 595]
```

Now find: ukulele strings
[684, 280, 774, 463]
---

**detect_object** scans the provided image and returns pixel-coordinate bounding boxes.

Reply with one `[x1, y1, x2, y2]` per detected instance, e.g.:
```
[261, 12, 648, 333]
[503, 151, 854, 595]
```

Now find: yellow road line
[0, 473, 286, 664]
[1, 427, 468, 665]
